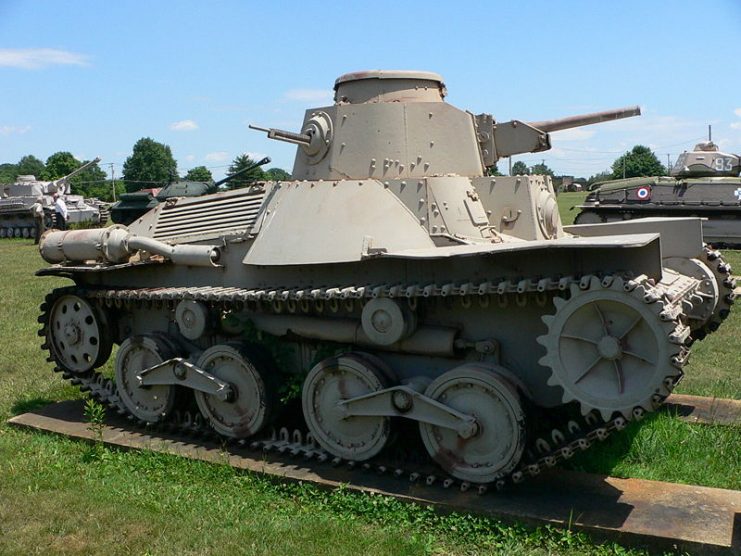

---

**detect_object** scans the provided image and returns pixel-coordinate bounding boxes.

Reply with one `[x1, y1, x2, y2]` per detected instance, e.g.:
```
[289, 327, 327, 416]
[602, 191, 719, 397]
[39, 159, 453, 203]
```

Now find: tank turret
[670, 141, 741, 177]
[251, 70, 639, 179]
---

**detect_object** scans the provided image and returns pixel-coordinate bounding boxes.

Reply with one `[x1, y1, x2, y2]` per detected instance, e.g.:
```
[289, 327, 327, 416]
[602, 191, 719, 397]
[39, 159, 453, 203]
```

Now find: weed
[82, 397, 108, 462]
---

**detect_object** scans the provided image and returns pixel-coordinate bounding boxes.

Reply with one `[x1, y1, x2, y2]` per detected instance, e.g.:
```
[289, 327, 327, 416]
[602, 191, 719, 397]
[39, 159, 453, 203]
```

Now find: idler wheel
[537, 276, 682, 420]
[47, 294, 112, 373]
[194, 344, 272, 438]
[418, 364, 526, 484]
[115, 335, 178, 423]
[302, 353, 393, 461]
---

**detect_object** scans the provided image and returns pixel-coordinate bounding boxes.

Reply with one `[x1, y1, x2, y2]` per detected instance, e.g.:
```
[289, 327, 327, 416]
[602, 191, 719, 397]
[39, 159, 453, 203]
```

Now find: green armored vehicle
[110, 157, 270, 225]
[575, 141, 741, 246]
[37, 71, 734, 487]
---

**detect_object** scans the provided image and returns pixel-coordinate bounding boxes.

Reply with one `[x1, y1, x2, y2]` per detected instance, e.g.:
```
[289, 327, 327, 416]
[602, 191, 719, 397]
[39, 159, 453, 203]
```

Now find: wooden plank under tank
[8, 400, 741, 555]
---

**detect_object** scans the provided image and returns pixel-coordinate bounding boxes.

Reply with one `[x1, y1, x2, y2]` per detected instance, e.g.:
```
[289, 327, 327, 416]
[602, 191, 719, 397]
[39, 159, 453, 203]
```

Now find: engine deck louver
[153, 190, 266, 241]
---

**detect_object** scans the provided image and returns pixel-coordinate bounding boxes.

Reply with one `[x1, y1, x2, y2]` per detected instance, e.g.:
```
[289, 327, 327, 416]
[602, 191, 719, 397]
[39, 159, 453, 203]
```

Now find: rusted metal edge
[665, 394, 741, 426]
[7, 400, 741, 555]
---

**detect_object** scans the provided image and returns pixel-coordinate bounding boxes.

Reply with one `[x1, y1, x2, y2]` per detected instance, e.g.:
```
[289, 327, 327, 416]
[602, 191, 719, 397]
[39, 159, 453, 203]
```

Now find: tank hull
[576, 176, 741, 246]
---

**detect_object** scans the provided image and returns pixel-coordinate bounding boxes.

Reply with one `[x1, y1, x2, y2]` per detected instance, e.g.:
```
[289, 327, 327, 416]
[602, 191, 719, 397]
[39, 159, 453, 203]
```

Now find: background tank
[110, 157, 270, 225]
[36, 71, 734, 487]
[0, 158, 105, 238]
[575, 141, 741, 246]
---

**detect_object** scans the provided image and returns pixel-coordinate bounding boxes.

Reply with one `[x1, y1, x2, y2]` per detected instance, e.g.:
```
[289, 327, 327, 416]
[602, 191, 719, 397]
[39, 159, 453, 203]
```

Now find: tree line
[507, 145, 667, 187]
[2, 139, 667, 201]
[0, 137, 290, 201]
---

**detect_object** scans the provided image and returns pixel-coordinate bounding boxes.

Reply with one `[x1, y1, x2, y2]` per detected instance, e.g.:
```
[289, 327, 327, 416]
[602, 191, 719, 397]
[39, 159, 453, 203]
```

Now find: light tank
[110, 157, 270, 225]
[0, 158, 106, 238]
[36, 71, 735, 487]
[575, 140, 741, 246]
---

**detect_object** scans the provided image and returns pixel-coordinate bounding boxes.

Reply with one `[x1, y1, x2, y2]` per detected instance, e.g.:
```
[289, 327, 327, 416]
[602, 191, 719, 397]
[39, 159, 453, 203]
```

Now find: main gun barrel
[528, 106, 641, 133]
[58, 157, 102, 183]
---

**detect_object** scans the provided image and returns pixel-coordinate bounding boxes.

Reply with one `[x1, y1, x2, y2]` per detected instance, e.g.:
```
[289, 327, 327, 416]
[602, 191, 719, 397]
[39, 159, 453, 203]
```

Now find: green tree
[83, 180, 125, 202]
[184, 166, 213, 182]
[485, 163, 503, 177]
[511, 161, 529, 175]
[611, 145, 665, 179]
[70, 161, 108, 197]
[16, 155, 45, 178]
[122, 137, 178, 192]
[0, 163, 18, 184]
[264, 167, 291, 181]
[225, 154, 266, 189]
[530, 162, 554, 177]
[587, 170, 612, 188]
[43, 151, 79, 180]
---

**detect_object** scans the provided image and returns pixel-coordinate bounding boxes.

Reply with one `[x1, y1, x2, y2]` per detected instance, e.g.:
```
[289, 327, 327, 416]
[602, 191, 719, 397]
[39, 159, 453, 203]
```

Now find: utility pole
[508, 156, 512, 176]
[108, 163, 116, 202]
[622, 154, 626, 179]
[708, 124, 712, 142]
[666, 154, 671, 172]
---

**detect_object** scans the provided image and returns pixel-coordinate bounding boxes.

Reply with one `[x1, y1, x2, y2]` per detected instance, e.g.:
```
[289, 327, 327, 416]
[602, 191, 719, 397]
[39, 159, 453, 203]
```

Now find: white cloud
[0, 125, 31, 135]
[0, 48, 90, 69]
[283, 89, 333, 103]
[184, 154, 196, 162]
[205, 151, 229, 162]
[551, 128, 595, 141]
[732, 109, 741, 130]
[170, 119, 198, 131]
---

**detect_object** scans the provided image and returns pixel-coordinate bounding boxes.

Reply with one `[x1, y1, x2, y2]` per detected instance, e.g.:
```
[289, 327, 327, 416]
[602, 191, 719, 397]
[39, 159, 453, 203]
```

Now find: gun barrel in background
[56, 157, 103, 184]
[528, 106, 641, 133]
[212, 156, 271, 187]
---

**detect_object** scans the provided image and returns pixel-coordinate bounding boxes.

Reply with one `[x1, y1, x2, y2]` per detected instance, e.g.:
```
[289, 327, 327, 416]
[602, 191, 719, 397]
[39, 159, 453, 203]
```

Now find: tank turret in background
[37, 71, 734, 487]
[110, 157, 270, 225]
[670, 141, 740, 178]
[0, 158, 105, 238]
[575, 139, 741, 246]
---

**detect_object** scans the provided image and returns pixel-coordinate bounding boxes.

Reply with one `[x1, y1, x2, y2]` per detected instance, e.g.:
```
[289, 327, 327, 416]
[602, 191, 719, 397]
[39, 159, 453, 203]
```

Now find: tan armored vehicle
[576, 141, 741, 246]
[37, 71, 734, 486]
[0, 158, 106, 237]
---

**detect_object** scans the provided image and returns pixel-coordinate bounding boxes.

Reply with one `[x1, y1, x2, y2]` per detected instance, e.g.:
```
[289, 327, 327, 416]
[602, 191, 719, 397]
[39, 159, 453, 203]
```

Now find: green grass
[0, 235, 739, 555]
[557, 191, 588, 226]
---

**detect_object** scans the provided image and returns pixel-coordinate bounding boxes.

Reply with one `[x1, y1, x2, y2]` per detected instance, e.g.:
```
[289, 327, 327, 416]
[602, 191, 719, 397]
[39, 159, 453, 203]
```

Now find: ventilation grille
[153, 192, 266, 240]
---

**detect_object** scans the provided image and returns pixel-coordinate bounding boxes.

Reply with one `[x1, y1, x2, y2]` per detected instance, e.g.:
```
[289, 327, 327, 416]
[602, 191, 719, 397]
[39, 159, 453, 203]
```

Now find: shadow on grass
[11, 397, 56, 415]
[562, 415, 647, 477]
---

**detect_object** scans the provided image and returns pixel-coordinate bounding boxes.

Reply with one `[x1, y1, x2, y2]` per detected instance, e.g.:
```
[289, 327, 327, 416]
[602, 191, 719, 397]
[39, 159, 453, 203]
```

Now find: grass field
[1, 211, 739, 555]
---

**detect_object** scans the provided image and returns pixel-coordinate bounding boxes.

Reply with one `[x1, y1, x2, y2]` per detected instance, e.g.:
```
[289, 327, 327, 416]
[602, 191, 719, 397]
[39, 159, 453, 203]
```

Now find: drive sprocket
[537, 275, 686, 421]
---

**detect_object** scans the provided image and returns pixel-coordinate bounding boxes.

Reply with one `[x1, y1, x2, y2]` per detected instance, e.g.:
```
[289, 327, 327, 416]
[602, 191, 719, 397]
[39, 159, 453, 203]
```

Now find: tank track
[39, 269, 693, 492]
[696, 246, 736, 339]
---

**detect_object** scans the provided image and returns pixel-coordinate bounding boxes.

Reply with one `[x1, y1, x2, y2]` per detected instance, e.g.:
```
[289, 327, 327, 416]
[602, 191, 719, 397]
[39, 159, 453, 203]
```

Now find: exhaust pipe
[40, 225, 221, 268]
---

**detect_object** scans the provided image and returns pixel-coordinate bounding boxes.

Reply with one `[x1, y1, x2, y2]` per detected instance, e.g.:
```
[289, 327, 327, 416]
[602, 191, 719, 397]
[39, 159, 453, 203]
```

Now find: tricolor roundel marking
[636, 186, 651, 201]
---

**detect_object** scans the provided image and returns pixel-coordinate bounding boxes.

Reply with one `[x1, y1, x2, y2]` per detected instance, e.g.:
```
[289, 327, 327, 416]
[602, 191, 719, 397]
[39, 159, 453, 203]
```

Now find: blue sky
[1, 0, 740, 180]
